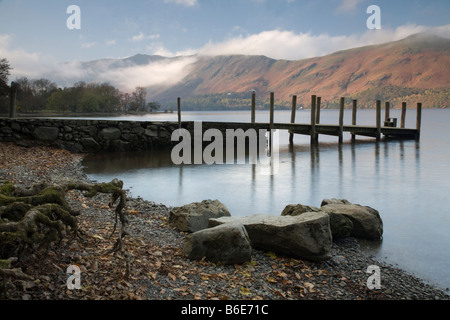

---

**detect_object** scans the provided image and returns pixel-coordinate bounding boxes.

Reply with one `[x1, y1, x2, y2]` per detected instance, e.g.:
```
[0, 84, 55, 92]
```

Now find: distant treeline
[161, 92, 293, 111]
[348, 85, 449, 109]
[161, 86, 449, 111]
[0, 76, 161, 114]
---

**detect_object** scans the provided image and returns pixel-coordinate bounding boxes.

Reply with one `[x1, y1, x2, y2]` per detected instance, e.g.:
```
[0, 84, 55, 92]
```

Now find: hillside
[56, 33, 449, 110]
[151, 33, 449, 109]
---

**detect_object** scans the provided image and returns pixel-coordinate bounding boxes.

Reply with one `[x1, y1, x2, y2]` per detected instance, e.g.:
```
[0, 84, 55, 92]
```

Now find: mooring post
[339, 97, 345, 144]
[385, 101, 390, 123]
[352, 99, 357, 143]
[401, 102, 407, 128]
[310, 95, 317, 144]
[9, 82, 17, 119]
[269, 92, 274, 155]
[416, 102, 422, 140]
[316, 97, 321, 124]
[269, 92, 274, 129]
[289, 95, 297, 144]
[251, 92, 256, 124]
[177, 97, 181, 129]
[376, 100, 381, 141]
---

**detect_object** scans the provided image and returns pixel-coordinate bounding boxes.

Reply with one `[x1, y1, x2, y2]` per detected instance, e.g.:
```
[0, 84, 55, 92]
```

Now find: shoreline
[0, 141, 448, 300]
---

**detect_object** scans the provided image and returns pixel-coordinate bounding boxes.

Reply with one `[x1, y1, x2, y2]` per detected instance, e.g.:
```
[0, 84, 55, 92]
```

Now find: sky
[0, 0, 449, 90]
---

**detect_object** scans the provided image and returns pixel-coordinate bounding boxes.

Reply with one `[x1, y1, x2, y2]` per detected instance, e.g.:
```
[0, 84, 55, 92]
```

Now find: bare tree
[0, 58, 11, 96]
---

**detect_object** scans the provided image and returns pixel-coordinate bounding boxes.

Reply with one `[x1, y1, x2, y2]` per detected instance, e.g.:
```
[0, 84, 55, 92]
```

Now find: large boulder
[169, 199, 231, 233]
[183, 223, 252, 264]
[320, 202, 383, 240]
[209, 213, 332, 261]
[282, 203, 352, 238]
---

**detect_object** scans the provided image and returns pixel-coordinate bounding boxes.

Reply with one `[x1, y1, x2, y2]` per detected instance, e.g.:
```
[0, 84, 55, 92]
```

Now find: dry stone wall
[0, 118, 181, 153]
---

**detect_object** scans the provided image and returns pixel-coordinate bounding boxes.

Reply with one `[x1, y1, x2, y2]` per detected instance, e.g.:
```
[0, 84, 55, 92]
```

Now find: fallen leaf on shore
[239, 287, 251, 296]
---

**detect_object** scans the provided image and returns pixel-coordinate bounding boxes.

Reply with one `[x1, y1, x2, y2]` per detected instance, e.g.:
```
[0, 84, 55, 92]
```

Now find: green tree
[146, 101, 160, 112]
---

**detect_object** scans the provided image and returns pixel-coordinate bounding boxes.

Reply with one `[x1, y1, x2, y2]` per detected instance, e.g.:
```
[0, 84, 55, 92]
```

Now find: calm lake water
[82, 108, 450, 291]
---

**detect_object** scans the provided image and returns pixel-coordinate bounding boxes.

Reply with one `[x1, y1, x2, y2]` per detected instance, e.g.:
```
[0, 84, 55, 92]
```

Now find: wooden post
[316, 97, 321, 124]
[289, 95, 297, 143]
[310, 95, 316, 144]
[376, 100, 381, 141]
[177, 97, 181, 129]
[385, 101, 390, 123]
[251, 92, 256, 124]
[338, 97, 345, 144]
[352, 99, 357, 143]
[9, 82, 17, 119]
[269, 92, 274, 129]
[269, 92, 274, 155]
[416, 102, 422, 140]
[401, 102, 407, 128]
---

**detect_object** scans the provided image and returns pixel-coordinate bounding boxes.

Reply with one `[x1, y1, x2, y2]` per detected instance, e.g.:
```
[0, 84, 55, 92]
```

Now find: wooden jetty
[177, 93, 422, 144]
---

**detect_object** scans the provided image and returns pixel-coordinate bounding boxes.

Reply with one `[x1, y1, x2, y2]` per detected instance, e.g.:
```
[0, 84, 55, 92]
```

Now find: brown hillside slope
[151, 33, 449, 108]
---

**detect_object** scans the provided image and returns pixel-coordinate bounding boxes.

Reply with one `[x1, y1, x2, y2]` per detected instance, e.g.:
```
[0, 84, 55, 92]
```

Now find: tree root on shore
[0, 178, 130, 296]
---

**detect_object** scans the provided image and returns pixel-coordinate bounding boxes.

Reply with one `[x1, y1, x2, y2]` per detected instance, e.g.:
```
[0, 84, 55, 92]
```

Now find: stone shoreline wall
[0, 118, 182, 153]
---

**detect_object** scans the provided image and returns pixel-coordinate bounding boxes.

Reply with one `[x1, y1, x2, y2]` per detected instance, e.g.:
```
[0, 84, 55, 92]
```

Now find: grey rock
[108, 139, 130, 152]
[144, 129, 158, 138]
[183, 223, 252, 264]
[209, 213, 332, 261]
[80, 137, 100, 152]
[169, 199, 231, 233]
[99, 127, 121, 140]
[33, 127, 59, 141]
[321, 203, 383, 240]
[321, 198, 351, 206]
[281, 203, 320, 216]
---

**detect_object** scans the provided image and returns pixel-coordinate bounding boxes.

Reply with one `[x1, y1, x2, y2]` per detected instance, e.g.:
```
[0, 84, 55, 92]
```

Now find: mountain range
[60, 33, 450, 109]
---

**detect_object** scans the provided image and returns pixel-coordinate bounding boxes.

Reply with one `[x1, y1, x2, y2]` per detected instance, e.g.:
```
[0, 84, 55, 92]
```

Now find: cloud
[0, 33, 196, 91]
[0, 34, 50, 79]
[336, 0, 364, 13]
[197, 24, 450, 60]
[131, 32, 160, 42]
[163, 0, 198, 7]
[81, 42, 97, 49]
[94, 56, 197, 91]
[147, 44, 197, 58]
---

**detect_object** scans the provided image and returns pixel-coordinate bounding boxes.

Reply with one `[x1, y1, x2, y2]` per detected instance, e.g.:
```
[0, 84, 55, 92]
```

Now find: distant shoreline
[2, 105, 447, 119]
